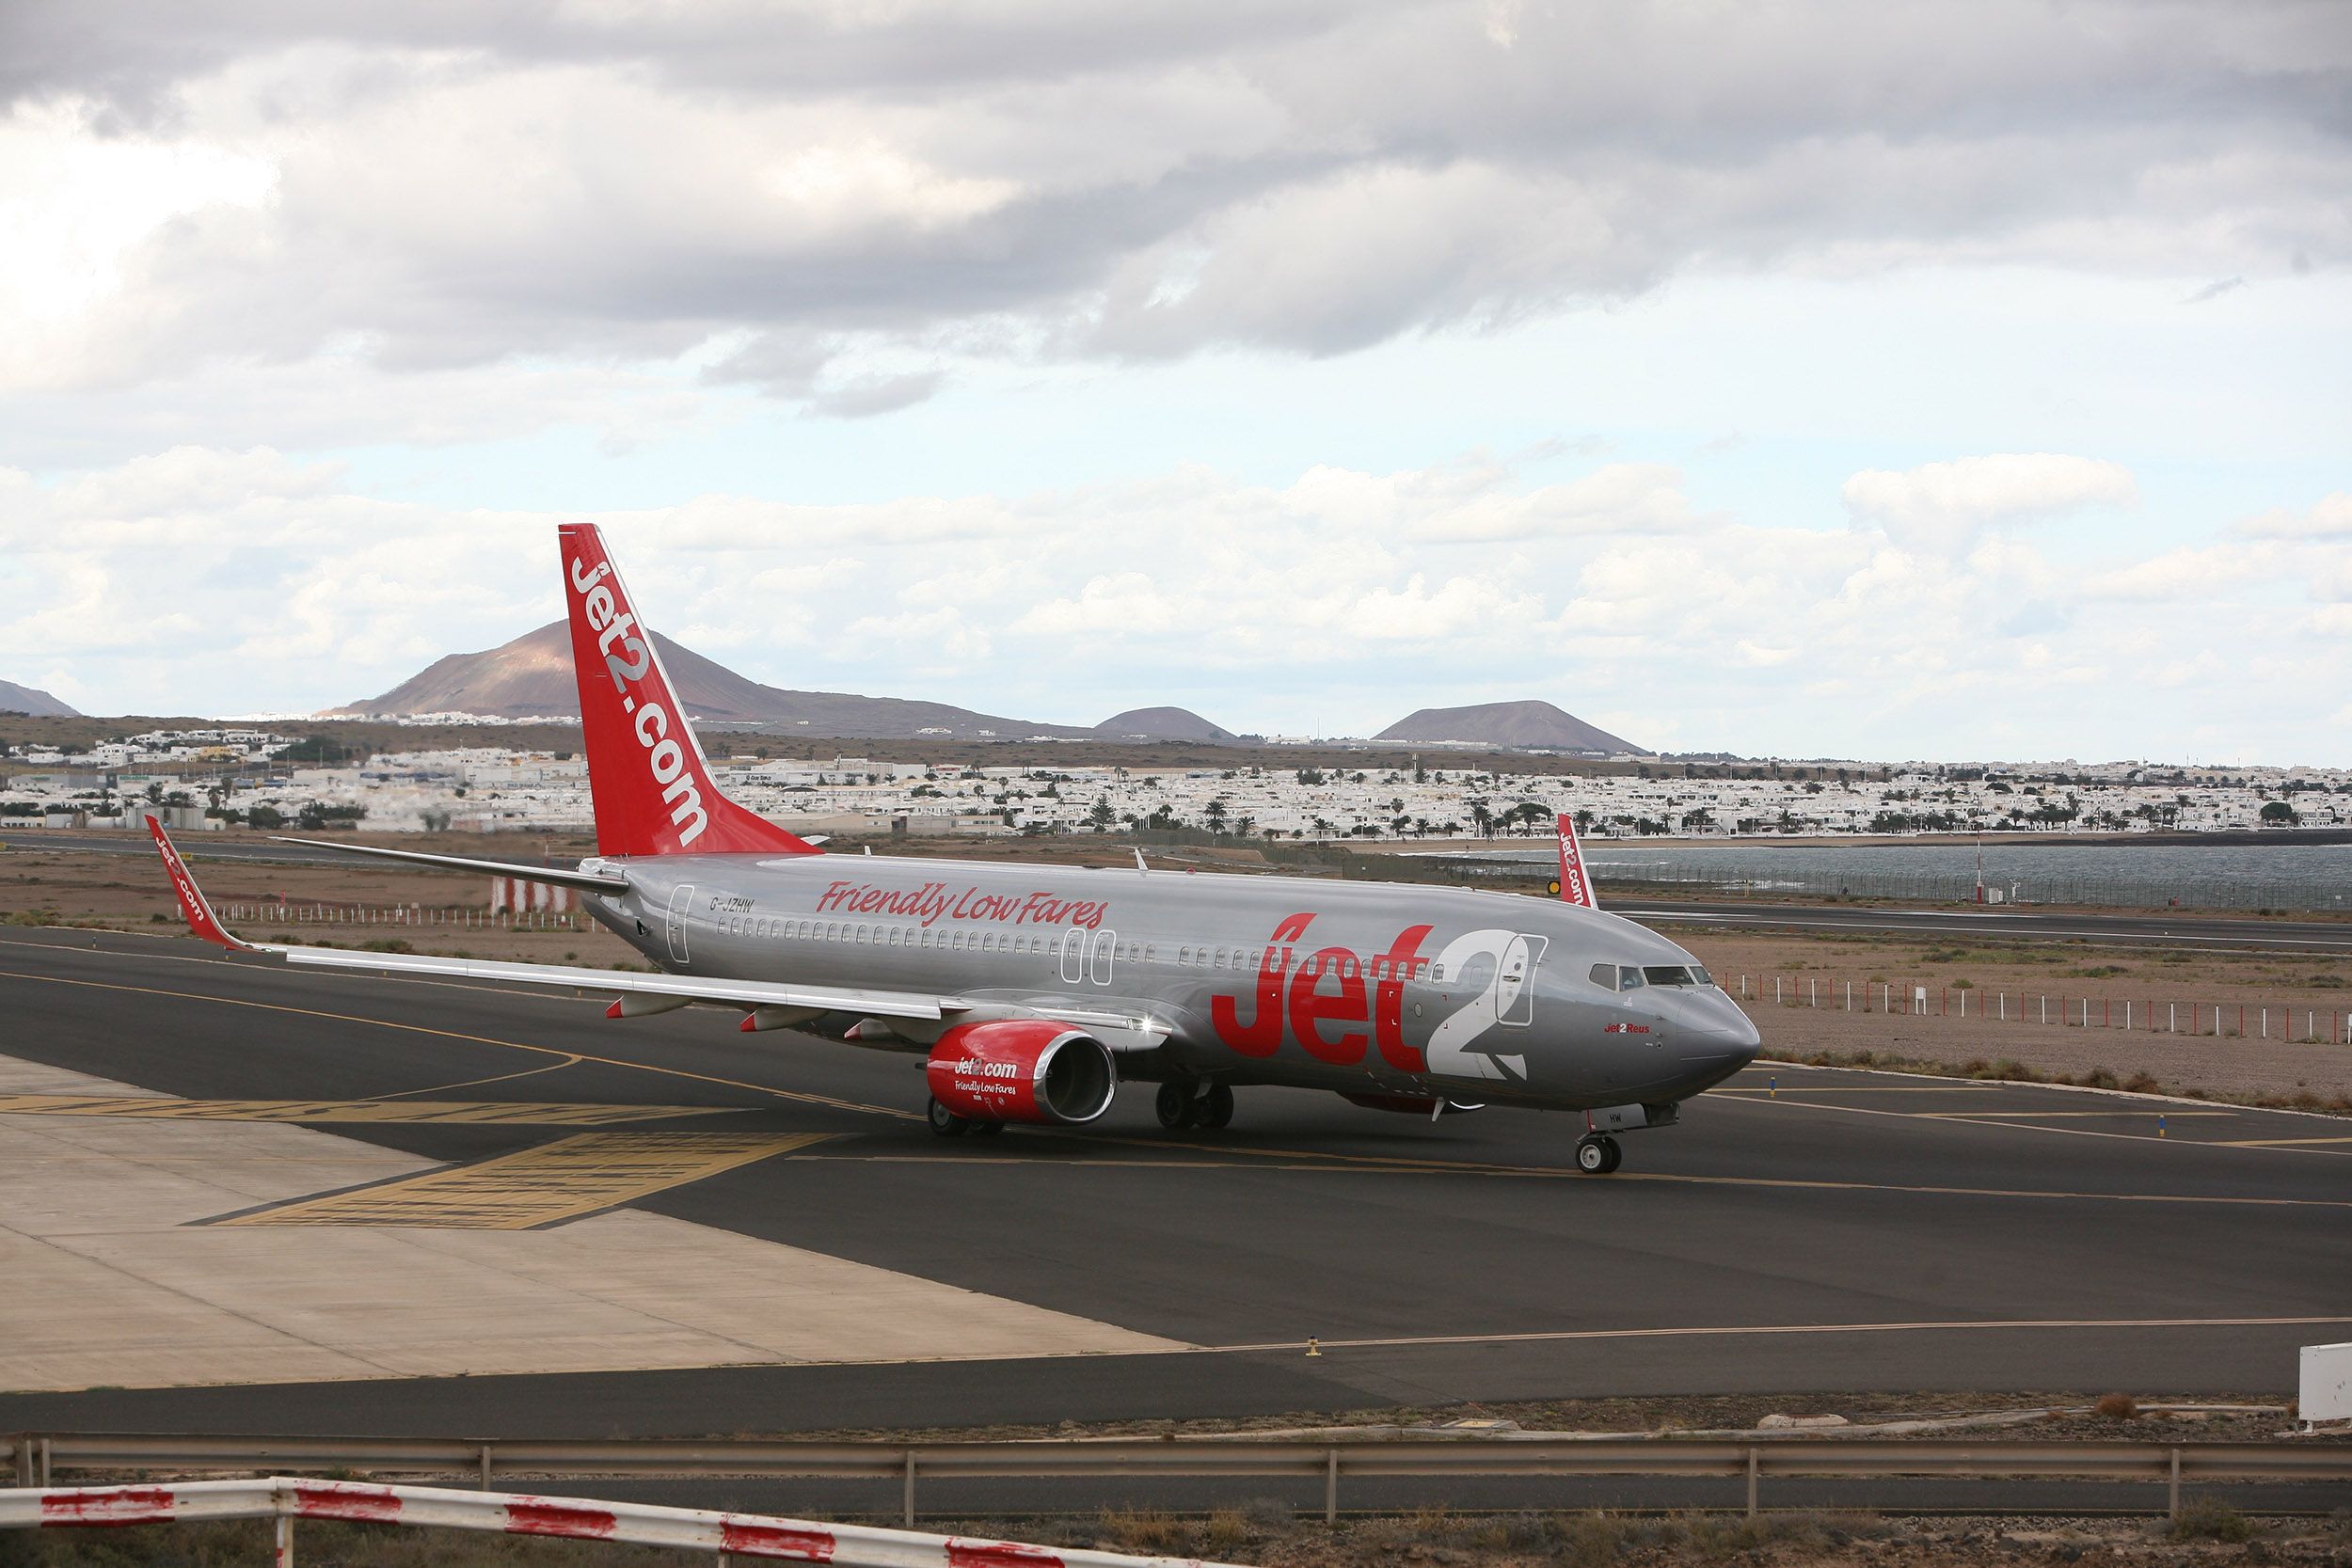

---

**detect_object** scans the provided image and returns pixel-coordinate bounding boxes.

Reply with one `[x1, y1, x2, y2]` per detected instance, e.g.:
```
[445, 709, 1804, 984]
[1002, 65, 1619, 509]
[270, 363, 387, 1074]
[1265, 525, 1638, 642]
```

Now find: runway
[1609, 898, 2352, 953]
[2, 927, 2347, 1440]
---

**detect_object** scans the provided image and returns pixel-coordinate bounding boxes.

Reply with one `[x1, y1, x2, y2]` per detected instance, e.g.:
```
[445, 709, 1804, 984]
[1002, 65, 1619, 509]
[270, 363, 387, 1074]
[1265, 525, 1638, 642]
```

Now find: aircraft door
[1057, 928, 1088, 985]
[1088, 929, 1117, 986]
[1495, 934, 1547, 1027]
[664, 884, 695, 964]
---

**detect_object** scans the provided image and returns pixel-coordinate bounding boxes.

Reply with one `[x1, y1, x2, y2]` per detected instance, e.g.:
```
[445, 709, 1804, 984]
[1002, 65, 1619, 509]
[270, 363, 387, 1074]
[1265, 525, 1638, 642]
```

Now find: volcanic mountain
[333, 621, 1096, 739]
[1093, 706, 1236, 742]
[0, 680, 78, 718]
[1375, 700, 1642, 754]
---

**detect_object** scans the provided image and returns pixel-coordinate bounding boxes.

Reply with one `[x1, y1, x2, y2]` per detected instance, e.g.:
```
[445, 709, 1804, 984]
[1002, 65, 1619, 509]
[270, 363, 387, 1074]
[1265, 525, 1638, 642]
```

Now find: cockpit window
[1617, 966, 1645, 990]
[1641, 964, 1712, 987]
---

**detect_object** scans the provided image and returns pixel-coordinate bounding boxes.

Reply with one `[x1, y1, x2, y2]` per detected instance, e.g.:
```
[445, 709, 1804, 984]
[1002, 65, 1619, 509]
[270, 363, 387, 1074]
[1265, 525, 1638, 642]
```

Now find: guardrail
[0, 1476, 1236, 1568]
[7, 1433, 2346, 1521]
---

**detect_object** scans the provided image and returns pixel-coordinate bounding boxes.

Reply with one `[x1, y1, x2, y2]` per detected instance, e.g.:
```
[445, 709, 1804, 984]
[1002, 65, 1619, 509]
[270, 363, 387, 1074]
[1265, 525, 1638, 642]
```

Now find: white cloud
[1842, 452, 2137, 553]
[0, 3, 2343, 443]
[0, 443, 2341, 758]
[2236, 492, 2352, 540]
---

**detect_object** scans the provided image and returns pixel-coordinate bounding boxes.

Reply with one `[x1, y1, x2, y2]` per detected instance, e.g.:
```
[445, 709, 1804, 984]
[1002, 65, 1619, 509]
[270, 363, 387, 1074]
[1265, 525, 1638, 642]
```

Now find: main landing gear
[1574, 1133, 1623, 1175]
[926, 1097, 1004, 1138]
[1155, 1080, 1234, 1132]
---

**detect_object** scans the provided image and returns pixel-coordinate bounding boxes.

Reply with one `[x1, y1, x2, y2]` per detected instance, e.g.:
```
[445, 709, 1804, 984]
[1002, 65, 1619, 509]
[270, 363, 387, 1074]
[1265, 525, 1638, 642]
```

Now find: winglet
[146, 816, 260, 951]
[1554, 812, 1597, 910]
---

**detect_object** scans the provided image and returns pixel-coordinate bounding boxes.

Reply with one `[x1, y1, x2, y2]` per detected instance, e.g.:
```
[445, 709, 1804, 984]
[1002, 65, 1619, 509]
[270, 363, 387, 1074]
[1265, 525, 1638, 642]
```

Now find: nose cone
[1677, 990, 1761, 1086]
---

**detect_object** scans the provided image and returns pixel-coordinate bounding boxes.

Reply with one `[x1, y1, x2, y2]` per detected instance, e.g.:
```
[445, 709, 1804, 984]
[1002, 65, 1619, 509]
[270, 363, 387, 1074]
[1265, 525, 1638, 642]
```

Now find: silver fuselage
[582, 850, 1759, 1113]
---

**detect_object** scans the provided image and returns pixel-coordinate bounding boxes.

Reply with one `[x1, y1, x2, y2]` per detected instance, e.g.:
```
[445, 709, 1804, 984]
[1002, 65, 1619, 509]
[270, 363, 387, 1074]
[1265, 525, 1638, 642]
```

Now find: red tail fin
[559, 524, 818, 858]
[148, 815, 259, 950]
[1555, 812, 1597, 909]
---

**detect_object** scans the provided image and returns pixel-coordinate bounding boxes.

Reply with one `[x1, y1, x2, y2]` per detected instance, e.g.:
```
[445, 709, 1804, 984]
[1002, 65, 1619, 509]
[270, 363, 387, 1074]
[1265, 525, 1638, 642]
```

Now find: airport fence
[1733, 975, 2352, 1046]
[5, 1433, 2347, 1523]
[0, 1476, 1230, 1568]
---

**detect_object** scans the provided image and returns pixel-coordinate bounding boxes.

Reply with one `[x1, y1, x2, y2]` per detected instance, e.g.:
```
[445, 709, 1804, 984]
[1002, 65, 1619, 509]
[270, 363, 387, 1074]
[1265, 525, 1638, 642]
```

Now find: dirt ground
[1673, 929, 2352, 1105]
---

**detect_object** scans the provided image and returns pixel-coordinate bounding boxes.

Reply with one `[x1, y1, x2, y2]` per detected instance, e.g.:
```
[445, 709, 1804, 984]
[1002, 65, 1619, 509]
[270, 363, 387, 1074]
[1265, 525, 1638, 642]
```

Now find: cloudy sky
[2, 1, 2346, 763]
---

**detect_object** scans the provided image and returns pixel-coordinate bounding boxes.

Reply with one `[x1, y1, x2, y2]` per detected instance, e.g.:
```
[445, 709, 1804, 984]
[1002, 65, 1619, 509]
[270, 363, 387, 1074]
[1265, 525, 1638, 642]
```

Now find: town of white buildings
[4, 727, 2347, 840]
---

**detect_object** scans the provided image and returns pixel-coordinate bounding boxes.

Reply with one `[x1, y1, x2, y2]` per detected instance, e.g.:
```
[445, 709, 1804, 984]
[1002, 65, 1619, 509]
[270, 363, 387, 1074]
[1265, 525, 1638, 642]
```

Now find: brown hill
[0, 680, 78, 718]
[333, 621, 1095, 739]
[1375, 700, 1641, 754]
[1094, 706, 1236, 742]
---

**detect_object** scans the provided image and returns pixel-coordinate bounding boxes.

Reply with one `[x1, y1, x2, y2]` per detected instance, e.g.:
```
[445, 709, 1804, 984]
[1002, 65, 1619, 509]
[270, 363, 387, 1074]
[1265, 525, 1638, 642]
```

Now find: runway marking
[0, 966, 919, 1121]
[1715, 1085, 2003, 1094]
[215, 1132, 833, 1229]
[782, 1149, 2352, 1208]
[1914, 1109, 2236, 1120]
[372, 1057, 586, 1100]
[1726, 1082, 2352, 1155]
[1201, 1313, 2352, 1357]
[0, 1094, 731, 1125]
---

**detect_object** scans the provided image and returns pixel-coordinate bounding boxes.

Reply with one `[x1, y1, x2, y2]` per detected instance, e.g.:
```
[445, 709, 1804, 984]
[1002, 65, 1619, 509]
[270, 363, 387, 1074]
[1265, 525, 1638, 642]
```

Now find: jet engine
[925, 1020, 1118, 1126]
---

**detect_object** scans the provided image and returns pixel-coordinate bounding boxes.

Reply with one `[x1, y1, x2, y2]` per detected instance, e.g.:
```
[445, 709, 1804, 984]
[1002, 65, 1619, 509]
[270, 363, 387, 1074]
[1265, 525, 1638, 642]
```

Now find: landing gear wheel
[927, 1097, 969, 1137]
[967, 1120, 1005, 1138]
[1155, 1081, 1199, 1131]
[1201, 1083, 1235, 1130]
[1575, 1133, 1622, 1174]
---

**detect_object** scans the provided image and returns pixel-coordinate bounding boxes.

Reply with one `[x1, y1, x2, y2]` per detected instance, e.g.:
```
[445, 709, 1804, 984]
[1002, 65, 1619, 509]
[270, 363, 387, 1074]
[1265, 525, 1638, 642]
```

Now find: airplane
[147, 523, 1759, 1174]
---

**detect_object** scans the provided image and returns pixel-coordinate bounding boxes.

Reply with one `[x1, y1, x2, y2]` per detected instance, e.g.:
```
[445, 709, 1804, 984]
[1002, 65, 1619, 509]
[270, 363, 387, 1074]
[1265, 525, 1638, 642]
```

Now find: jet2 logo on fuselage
[1210, 912, 1537, 1083]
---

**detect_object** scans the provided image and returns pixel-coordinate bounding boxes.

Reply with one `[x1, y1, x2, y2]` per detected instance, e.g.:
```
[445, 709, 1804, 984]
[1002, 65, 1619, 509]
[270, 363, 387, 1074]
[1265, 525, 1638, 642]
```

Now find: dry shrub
[2169, 1498, 2252, 1543]
[1094, 1507, 1185, 1553]
[1199, 1509, 1251, 1555]
[2094, 1392, 2137, 1420]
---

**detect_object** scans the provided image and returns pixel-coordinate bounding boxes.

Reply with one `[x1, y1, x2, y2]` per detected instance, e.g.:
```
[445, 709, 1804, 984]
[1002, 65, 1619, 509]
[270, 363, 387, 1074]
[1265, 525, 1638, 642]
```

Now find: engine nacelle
[925, 1020, 1117, 1126]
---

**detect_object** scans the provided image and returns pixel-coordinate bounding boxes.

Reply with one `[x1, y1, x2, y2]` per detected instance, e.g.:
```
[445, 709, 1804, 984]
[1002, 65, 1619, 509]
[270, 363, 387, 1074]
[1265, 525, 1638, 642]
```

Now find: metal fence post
[477, 1444, 491, 1489]
[274, 1510, 294, 1568]
[12, 1434, 31, 1486]
[37, 1437, 50, 1488]
[2168, 1448, 2181, 1519]
[901, 1449, 915, 1528]
[1745, 1447, 1758, 1518]
[1325, 1447, 1339, 1525]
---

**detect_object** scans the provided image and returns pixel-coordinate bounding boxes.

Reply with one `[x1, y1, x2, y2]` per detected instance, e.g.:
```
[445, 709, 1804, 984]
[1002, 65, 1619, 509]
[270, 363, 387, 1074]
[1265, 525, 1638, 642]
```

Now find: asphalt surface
[2, 926, 2348, 1445]
[11, 831, 2350, 951]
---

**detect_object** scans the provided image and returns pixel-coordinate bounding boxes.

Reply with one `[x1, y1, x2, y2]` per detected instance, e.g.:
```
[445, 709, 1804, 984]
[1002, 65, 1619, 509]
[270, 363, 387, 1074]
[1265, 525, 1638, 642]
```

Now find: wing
[148, 816, 1166, 1041]
[266, 835, 630, 894]
[149, 815, 946, 1025]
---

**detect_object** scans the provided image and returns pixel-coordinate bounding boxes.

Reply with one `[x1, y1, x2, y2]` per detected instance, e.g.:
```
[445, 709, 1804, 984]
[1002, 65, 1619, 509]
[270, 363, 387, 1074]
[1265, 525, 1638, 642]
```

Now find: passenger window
[1340, 958, 1357, 979]
[1178, 946, 1192, 964]
[1213, 946, 1227, 966]
[1432, 964, 1445, 981]
[1145, 944, 1158, 961]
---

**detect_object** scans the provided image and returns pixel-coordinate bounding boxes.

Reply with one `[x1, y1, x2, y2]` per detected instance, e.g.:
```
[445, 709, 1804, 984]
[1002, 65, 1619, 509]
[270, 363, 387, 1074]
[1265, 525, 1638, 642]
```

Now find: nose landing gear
[1575, 1133, 1622, 1175]
[1155, 1079, 1234, 1131]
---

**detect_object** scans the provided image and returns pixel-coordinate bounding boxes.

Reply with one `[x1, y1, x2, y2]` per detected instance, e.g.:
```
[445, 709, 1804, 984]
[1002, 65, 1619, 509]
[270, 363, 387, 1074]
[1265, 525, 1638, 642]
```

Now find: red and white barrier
[0, 1477, 1243, 1568]
[490, 877, 576, 914]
